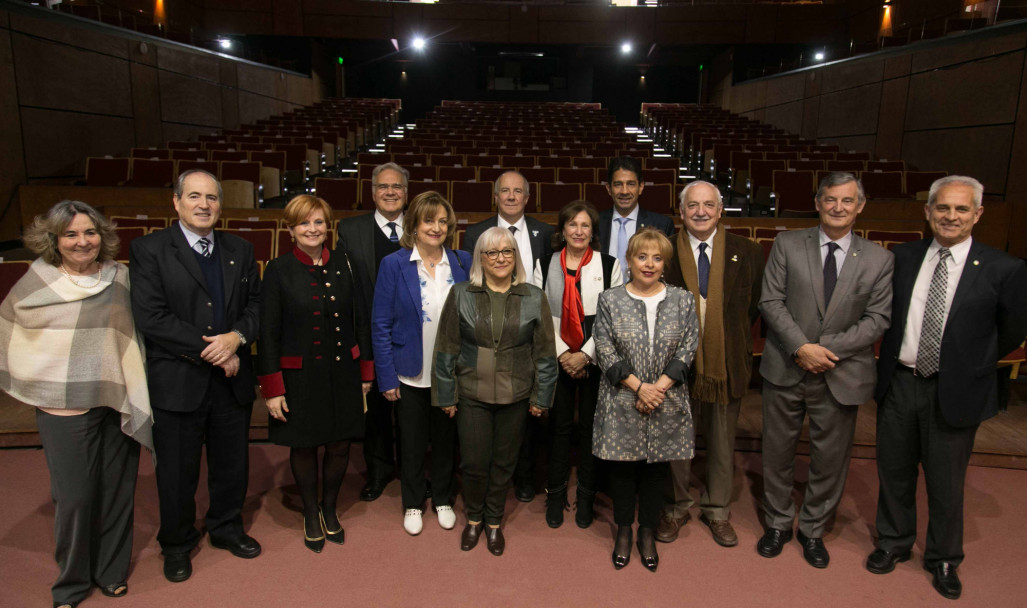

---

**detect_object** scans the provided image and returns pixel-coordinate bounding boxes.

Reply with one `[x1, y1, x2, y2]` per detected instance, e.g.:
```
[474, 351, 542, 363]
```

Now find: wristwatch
[232, 329, 247, 346]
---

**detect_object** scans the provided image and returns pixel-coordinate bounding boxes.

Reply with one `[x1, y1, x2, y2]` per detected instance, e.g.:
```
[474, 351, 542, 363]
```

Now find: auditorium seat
[0, 261, 32, 301]
[503, 155, 536, 169]
[557, 167, 595, 184]
[113, 226, 148, 261]
[223, 228, 276, 264]
[538, 183, 582, 212]
[110, 216, 169, 231]
[861, 171, 907, 199]
[866, 160, 905, 172]
[126, 158, 175, 188]
[407, 166, 437, 181]
[438, 166, 477, 182]
[211, 150, 250, 162]
[86, 157, 130, 187]
[176, 160, 220, 179]
[826, 160, 865, 172]
[536, 156, 572, 169]
[639, 183, 674, 212]
[249, 151, 286, 200]
[408, 181, 449, 200]
[521, 168, 556, 184]
[316, 178, 359, 210]
[771, 170, 817, 216]
[225, 218, 279, 231]
[131, 148, 170, 159]
[430, 154, 465, 167]
[450, 181, 494, 212]
[905, 171, 948, 199]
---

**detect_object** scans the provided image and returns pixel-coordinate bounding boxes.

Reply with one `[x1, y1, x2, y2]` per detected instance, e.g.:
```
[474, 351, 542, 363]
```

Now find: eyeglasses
[374, 183, 405, 192]
[482, 248, 516, 260]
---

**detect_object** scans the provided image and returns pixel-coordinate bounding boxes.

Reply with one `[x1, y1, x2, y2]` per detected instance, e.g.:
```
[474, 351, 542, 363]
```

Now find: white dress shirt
[687, 228, 716, 328]
[374, 211, 404, 241]
[819, 226, 852, 277]
[398, 247, 454, 388]
[898, 237, 972, 368]
[497, 215, 532, 279]
[179, 222, 214, 255]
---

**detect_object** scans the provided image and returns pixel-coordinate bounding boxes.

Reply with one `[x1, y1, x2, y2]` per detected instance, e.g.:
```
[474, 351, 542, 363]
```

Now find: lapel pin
[973, 260, 980, 266]
[730, 254, 738, 262]
[852, 252, 858, 257]
[532, 230, 539, 237]
[229, 260, 235, 265]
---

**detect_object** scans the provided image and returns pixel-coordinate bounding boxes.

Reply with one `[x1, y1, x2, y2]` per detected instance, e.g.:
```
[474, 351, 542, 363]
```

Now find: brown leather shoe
[700, 514, 738, 547]
[460, 523, 483, 551]
[485, 526, 505, 556]
[655, 511, 691, 543]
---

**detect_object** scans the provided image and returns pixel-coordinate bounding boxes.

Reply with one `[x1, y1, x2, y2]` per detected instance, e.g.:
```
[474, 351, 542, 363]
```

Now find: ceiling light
[412, 37, 426, 51]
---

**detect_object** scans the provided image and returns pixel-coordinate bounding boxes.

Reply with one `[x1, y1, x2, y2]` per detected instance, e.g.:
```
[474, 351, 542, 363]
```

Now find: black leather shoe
[756, 528, 793, 558]
[575, 486, 595, 529]
[796, 530, 829, 568]
[485, 526, 505, 556]
[515, 482, 535, 503]
[866, 548, 910, 574]
[612, 525, 632, 570]
[210, 533, 262, 559]
[461, 523, 483, 551]
[926, 562, 962, 600]
[320, 507, 345, 545]
[545, 487, 568, 529]
[163, 553, 191, 583]
[636, 527, 659, 572]
[360, 479, 388, 502]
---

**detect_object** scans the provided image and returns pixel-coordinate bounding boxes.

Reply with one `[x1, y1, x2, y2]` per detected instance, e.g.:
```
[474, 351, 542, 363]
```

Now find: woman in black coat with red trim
[257, 195, 373, 553]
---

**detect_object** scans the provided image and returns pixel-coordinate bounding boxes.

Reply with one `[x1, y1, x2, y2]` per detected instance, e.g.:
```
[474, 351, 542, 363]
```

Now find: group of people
[1, 156, 1024, 607]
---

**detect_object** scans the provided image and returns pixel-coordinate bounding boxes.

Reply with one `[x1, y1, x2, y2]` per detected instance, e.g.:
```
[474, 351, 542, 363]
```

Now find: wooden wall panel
[764, 100, 803, 136]
[902, 126, 1014, 193]
[910, 31, 1026, 73]
[874, 77, 908, 161]
[12, 34, 132, 117]
[21, 108, 134, 178]
[158, 71, 223, 127]
[819, 58, 883, 95]
[816, 82, 880, 138]
[801, 96, 820, 140]
[9, 12, 127, 58]
[904, 51, 1022, 131]
[130, 64, 163, 148]
[764, 73, 805, 107]
[0, 28, 26, 241]
[157, 46, 220, 83]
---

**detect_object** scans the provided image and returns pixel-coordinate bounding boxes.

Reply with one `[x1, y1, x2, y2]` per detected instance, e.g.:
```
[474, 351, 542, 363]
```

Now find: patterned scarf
[0, 259, 153, 450]
[560, 247, 592, 352]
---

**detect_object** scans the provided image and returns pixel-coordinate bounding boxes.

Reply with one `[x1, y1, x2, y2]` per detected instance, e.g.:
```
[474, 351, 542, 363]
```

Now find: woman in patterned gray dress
[593, 228, 699, 572]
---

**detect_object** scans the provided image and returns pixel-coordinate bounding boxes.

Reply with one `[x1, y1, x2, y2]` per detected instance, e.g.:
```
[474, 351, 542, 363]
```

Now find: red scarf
[560, 247, 592, 352]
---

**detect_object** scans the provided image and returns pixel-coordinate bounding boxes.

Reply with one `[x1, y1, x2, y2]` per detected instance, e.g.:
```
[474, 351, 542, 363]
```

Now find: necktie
[198, 237, 211, 257]
[387, 222, 399, 243]
[616, 217, 629, 280]
[823, 241, 839, 306]
[915, 248, 952, 376]
[508, 225, 517, 236]
[697, 242, 710, 299]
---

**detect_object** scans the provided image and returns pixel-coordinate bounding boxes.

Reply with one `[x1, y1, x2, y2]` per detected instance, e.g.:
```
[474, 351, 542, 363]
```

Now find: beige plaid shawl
[0, 259, 153, 450]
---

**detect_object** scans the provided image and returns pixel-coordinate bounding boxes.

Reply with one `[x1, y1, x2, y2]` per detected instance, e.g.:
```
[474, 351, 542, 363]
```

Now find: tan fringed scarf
[676, 229, 729, 405]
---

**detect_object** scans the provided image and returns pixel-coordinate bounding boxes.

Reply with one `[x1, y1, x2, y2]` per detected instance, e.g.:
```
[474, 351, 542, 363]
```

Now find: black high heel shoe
[637, 526, 659, 572]
[320, 507, 345, 545]
[612, 525, 632, 570]
[303, 515, 326, 553]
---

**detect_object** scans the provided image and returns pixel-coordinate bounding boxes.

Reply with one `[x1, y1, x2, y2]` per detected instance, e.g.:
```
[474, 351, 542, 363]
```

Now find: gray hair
[23, 199, 119, 266]
[678, 180, 723, 210]
[174, 169, 223, 202]
[371, 162, 409, 188]
[493, 171, 530, 197]
[468, 226, 527, 287]
[815, 172, 865, 204]
[928, 175, 983, 210]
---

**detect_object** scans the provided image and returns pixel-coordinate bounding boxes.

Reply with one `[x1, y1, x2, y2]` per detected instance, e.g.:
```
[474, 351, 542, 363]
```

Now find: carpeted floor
[1, 445, 1024, 608]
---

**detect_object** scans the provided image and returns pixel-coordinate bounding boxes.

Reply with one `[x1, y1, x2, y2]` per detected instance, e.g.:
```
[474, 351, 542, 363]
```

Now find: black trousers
[514, 411, 542, 489]
[875, 367, 978, 568]
[395, 385, 455, 510]
[362, 381, 397, 484]
[153, 374, 251, 555]
[457, 399, 528, 525]
[546, 366, 600, 492]
[606, 460, 669, 528]
[36, 407, 140, 606]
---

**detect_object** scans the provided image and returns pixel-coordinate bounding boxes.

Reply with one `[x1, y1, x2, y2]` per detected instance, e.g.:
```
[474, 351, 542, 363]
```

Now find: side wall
[0, 6, 318, 241]
[711, 24, 1027, 257]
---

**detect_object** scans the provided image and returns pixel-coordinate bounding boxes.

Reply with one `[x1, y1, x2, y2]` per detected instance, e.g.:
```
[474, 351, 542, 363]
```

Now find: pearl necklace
[60, 262, 101, 288]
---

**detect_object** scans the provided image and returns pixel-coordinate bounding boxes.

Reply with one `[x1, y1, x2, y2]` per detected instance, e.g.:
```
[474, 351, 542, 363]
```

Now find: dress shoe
[303, 517, 326, 554]
[435, 505, 456, 530]
[796, 530, 829, 568]
[163, 553, 192, 583]
[756, 528, 793, 558]
[655, 511, 691, 543]
[700, 514, 738, 547]
[575, 486, 595, 529]
[865, 548, 910, 574]
[461, 522, 484, 551]
[97, 581, 128, 597]
[403, 508, 423, 536]
[320, 507, 345, 545]
[545, 487, 568, 529]
[612, 525, 632, 570]
[485, 526, 505, 556]
[360, 479, 388, 502]
[210, 532, 262, 559]
[636, 527, 659, 572]
[515, 481, 535, 503]
[926, 562, 962, 600]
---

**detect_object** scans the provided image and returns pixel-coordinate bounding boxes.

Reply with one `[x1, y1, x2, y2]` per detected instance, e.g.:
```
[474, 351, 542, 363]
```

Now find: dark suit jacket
[597, 206, 675, 255]
[461, 215, 554, 265]
[337, 212, 383, 314]
[371, 247, 472, 393]
[876, 238, 1027, 427]
[130, 226, 261, 412]
[665, 230, 764, 401]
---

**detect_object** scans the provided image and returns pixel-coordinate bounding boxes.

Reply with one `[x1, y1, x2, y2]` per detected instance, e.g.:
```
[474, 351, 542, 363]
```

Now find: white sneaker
[436, 505, 456, 530]
[403, 509, 423, 535]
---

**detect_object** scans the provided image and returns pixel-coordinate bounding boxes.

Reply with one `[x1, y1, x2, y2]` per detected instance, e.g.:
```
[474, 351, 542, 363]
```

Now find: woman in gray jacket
[593, 228, 699, 573]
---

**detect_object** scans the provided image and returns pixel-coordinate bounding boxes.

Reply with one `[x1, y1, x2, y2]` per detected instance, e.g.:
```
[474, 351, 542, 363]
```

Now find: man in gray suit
[756, 172, 893, 568]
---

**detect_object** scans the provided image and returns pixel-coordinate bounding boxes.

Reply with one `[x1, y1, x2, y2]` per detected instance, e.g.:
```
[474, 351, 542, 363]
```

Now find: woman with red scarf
[535, 201, 622, 528]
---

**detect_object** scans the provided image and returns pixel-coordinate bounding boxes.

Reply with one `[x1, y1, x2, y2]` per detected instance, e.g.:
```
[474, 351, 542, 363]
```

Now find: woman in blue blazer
[372, 191, 471, 536]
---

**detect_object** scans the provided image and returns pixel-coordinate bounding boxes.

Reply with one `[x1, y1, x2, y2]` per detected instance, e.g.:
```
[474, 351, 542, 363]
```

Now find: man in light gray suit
[756, 172, 893, 568]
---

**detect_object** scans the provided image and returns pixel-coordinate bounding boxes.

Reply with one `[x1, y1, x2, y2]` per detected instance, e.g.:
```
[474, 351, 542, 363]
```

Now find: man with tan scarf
[656, 181, 764, 547]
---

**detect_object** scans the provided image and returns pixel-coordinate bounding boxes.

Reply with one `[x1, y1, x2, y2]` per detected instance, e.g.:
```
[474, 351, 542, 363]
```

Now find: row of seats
[85, 158, 265, 207]
[352, 164, 678, 185]
[355, 153, 677, 172]
[768, 170, 949, 215]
